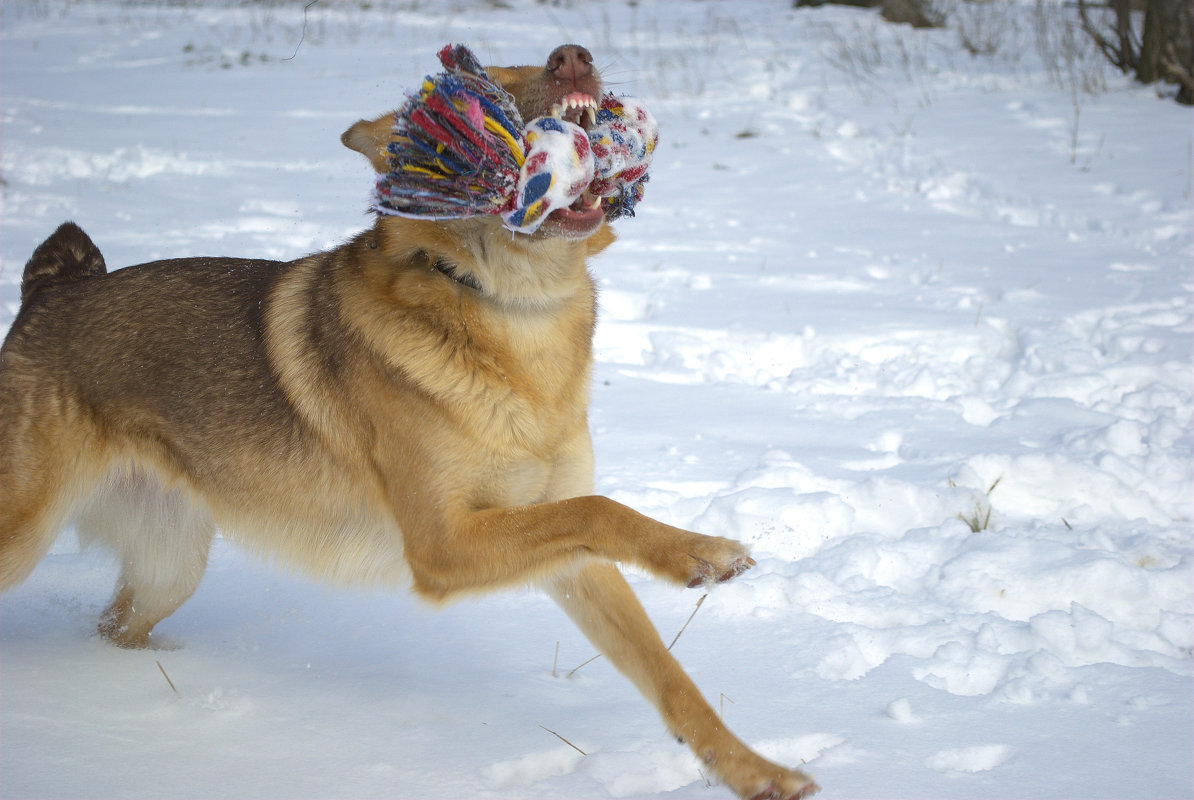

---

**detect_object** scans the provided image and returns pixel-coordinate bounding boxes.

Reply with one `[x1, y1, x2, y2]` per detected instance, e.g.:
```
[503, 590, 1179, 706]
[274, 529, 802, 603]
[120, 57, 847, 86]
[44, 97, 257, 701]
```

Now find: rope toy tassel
[588, 94, 659, 220]
[374, 44, 524, 220]
[372, 44, 658, 234]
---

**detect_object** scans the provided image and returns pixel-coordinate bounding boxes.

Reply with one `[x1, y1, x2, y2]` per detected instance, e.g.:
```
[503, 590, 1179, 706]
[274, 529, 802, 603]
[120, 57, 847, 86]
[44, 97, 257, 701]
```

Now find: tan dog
[0, 45, 818, 800]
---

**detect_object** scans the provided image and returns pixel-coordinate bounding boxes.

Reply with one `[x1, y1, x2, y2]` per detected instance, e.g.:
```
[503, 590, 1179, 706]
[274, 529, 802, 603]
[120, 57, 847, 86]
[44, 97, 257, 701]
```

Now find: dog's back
[2, 225, 291, 606]
[3, 223, 295, 472]
[1, 224, 410, 621]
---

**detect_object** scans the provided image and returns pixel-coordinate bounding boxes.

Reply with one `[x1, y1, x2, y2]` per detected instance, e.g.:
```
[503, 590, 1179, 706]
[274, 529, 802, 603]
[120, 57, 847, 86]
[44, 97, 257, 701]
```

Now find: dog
[0, 44, 818, 800]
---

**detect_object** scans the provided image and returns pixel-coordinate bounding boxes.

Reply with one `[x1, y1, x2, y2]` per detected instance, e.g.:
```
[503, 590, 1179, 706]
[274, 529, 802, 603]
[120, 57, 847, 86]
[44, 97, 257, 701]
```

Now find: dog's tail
[21, 221, 107, 304]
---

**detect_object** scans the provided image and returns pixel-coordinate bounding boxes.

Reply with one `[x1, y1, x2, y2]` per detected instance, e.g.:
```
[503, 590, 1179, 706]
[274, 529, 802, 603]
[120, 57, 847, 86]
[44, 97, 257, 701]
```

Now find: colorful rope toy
[373, 45, 658, 235]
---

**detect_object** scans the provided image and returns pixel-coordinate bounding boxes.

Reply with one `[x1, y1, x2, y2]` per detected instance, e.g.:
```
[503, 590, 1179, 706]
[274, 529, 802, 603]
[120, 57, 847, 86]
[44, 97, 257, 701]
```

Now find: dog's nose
[547, 44, 593, 83]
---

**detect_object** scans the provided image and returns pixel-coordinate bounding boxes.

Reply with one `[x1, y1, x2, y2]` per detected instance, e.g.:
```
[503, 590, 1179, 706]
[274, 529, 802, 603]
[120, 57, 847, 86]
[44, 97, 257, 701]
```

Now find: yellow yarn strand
[485, 115, 525, 167]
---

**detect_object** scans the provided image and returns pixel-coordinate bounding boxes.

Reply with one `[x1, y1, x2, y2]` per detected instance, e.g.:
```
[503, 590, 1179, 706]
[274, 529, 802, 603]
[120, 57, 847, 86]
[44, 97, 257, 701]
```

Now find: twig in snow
[156, 661, 179, 695]
[566, 653, 602, 678]
[667, 593, 707, 651]
[283, 1, 319, 62]
[567, 592, 710, 677]
[539, 725, 587, 756]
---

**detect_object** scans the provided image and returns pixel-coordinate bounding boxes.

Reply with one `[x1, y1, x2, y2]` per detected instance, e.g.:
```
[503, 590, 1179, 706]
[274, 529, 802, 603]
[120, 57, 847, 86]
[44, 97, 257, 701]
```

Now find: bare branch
[1076, 0, 1136, 71]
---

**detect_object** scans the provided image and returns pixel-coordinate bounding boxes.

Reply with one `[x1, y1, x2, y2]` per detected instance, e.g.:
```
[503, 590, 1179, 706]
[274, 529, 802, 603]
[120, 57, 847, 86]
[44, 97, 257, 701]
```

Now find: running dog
[0, 44, 817, 800]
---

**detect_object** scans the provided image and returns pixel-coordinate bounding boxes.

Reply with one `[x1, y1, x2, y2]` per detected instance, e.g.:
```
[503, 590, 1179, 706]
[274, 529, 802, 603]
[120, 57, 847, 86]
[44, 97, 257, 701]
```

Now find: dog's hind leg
[0, 457, 79, 591]
[77, 467, 215, 649]
[0, 393, 94, 591]
[1, 220, 110, 592]
[545, 563, 819, 800]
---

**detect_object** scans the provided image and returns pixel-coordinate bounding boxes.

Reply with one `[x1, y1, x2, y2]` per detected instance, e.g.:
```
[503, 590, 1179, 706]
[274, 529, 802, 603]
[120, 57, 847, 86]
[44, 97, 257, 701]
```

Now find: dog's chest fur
[265, 225, 599, 512]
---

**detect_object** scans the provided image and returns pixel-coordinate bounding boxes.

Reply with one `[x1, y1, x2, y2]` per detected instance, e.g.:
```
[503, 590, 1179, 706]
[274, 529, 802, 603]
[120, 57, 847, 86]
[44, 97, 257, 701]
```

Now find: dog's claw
[687, 555, 756, 588]
[719, 555, 756, 583]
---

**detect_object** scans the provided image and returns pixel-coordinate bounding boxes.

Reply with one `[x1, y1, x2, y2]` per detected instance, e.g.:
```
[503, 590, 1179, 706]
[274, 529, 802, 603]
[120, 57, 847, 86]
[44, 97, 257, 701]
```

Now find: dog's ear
[485, 65, 535, 91]
[341, 113, 395, 174]
[485, 65, 542, 123]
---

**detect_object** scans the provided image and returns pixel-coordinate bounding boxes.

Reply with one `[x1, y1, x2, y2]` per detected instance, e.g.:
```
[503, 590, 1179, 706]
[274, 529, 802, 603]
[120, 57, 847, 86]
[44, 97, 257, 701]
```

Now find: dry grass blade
[667, 593, 707, 651]
[567, 592, 710, 677]
[539, 725, 587, 756]
[565, 653, 602, 678]
[283, 0, 320, 62]
[156, 661, 178, 695]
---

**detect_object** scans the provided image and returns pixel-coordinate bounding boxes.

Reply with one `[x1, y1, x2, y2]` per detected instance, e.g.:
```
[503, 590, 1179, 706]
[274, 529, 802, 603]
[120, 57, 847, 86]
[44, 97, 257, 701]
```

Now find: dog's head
[343, 44, 611, 242]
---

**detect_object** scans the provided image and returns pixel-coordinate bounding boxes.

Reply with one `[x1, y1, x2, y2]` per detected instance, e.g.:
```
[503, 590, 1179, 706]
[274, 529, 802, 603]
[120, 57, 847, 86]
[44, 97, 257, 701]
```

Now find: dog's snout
[547, 44, 593, 84]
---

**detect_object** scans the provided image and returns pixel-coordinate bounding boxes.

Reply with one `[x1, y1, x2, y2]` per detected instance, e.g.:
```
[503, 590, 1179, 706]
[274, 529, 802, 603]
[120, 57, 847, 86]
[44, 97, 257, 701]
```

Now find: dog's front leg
[400, 495, 754, 600]
[546, 562, 819, 800]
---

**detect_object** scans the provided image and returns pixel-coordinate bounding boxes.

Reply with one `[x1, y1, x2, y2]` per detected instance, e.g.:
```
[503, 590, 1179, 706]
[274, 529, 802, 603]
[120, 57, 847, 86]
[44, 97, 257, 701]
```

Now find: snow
[1, 1, 1191, 798]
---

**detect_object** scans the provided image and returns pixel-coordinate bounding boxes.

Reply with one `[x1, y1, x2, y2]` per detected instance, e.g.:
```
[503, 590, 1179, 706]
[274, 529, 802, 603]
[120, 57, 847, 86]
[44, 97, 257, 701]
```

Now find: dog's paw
[747, 775, 821, 800]
[634, 519, 756, 589]
[695, 738, 818, 800]
[686, 552, 756, 588]
[716, 753, 819, 800]
[672, 534, 755, 589]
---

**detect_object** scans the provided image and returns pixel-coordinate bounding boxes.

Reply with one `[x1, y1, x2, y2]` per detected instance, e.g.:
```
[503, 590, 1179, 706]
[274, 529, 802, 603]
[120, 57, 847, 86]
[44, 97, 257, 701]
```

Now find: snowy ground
[1, 1, 1191, 798]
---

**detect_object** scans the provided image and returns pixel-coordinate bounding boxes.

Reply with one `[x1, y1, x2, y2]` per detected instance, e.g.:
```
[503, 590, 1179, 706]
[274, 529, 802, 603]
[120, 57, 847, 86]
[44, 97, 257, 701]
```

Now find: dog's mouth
[371, 43, 647, 241]
[535, 91, 604, 239]
[539, 195, 604, 239]
[551, 91, 599, 130]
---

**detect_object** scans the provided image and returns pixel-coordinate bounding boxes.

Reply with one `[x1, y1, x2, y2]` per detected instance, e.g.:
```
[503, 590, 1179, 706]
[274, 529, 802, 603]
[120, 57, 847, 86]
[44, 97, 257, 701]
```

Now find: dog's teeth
[586, 106, 597, 126]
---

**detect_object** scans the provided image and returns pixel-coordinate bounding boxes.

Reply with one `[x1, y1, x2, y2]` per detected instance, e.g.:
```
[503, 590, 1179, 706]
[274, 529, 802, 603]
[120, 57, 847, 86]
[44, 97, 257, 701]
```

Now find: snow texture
[1, 2, 1190, 799]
